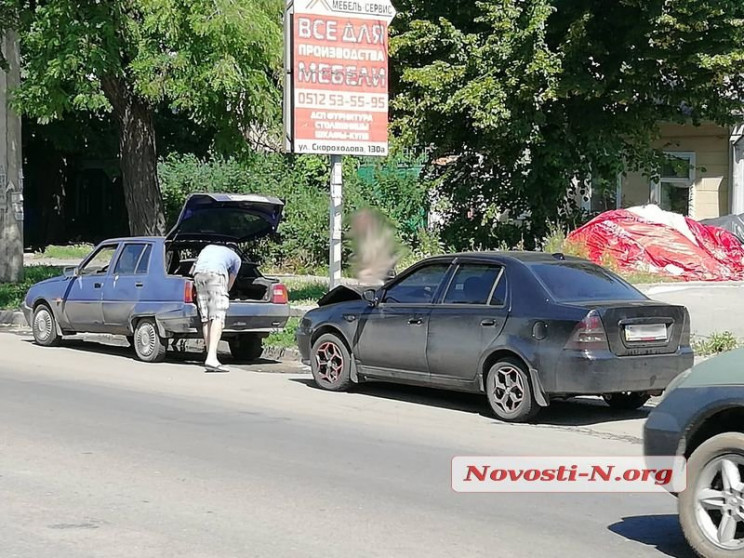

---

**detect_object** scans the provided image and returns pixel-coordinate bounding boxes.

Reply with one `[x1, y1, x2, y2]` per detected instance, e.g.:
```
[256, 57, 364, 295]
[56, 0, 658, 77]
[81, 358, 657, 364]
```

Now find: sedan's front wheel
[32, 304, 61, 347]
[485, 358, 539, 423]
[680, 432, 744, 557]
[133, 319, 167, 363]
[310, 333, 352, 391]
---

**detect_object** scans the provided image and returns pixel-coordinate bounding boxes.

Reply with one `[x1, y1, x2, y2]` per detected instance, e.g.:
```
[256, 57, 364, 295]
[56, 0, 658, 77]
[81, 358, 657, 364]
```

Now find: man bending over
[192, 243, 241, 372]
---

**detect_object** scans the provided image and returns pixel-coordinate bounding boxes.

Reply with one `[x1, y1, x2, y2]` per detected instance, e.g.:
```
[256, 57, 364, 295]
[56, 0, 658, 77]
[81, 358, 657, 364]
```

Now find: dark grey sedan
[295, 252, 693, 422]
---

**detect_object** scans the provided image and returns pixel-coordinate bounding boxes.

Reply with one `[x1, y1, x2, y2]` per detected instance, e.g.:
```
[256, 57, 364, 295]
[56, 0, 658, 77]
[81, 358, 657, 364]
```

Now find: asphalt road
[0, 333, 694, 558]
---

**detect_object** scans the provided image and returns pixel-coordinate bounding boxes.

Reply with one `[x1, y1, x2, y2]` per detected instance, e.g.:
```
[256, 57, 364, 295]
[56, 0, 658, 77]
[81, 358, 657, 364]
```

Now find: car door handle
[408, 318, 423, 325]
[135, 282, 144, 288]
[481, 319, 496, 327]
[94, 282, 102, 289]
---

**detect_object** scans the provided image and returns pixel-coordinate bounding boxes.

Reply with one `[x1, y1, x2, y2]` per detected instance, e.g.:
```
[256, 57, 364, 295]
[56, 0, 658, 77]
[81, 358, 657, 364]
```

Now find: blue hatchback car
[23, 193, 290, 362]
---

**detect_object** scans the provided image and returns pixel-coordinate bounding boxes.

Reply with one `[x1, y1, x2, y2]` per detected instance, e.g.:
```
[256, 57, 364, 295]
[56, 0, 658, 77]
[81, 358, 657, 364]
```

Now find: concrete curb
[0, 309, 26, 327]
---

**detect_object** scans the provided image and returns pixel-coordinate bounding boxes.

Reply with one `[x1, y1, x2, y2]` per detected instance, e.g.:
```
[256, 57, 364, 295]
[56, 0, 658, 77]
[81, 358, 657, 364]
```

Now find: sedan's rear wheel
[485, 358, 539, 423]
[229, 335, 263, 362]
[603, 392, 650, 410]
[680, 433, 744, 557]
[310, 333, 351, 392]
[133, 319, 167, 363]
[32, 304, 61, 347]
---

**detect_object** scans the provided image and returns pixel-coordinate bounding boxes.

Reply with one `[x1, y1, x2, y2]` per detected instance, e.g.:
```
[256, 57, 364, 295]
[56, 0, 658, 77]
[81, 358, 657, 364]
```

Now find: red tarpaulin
[566, 205, 744, 281]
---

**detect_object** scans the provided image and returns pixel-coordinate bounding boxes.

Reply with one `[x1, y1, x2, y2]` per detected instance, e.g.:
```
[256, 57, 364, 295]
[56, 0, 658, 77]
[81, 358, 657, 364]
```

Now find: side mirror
[361, 288, 378, 306]
[63, 266, 79, 277]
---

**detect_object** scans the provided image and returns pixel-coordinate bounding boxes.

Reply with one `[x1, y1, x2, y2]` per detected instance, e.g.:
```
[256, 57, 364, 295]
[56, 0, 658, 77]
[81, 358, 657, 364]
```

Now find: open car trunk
[166, 246, 278, 303]
[163, 192, 285, 303]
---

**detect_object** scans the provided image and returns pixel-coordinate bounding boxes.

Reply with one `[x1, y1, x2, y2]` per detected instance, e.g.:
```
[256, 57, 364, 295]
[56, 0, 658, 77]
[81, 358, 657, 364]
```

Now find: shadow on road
[291, 378, 651, 427]
[22, 338, 282, 367]
[608, 515, 695, 558]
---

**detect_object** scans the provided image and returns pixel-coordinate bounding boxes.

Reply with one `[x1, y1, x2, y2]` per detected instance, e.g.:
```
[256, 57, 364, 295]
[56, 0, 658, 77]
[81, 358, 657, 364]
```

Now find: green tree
[0, 0, 282, 235]
[391, 0, 744, 249]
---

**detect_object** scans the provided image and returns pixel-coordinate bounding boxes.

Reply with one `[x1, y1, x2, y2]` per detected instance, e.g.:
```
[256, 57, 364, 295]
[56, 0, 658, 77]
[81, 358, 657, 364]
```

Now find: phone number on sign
[297, 92, 387, 110]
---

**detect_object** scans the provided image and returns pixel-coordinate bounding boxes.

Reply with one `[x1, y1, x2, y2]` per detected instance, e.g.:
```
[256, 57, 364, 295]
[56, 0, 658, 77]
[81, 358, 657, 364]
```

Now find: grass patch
[693, 331, 742, 357]
[285, 280, 327, 303]
[265, 317, 301, 349]
[40, 243, 93, 260]
[0, 266, 63, 309]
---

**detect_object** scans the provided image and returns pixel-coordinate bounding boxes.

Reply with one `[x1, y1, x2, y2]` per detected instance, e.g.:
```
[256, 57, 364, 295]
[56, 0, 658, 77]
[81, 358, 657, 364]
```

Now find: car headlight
[660, 368, 693, 402]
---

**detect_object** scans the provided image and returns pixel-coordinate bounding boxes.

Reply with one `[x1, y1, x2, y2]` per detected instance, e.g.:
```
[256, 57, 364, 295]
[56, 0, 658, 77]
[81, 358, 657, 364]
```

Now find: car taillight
[565, 310, 609, 351]
[184, 281, 194, 304]
[271, 283, 288, 304]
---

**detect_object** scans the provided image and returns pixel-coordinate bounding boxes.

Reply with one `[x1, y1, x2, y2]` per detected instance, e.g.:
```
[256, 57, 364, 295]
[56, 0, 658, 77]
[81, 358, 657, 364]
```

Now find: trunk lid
[567, 300, 689, 356]
[165, 193, 284, 244]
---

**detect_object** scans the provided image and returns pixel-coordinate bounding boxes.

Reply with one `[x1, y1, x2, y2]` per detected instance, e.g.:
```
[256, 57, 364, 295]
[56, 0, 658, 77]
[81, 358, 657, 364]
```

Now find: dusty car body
[24, 193, 290, 362]
[296, 252, 694, 422]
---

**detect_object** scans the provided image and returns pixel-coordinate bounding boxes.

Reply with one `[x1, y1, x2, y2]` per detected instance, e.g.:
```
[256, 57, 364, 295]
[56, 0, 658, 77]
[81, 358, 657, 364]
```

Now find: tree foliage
[1, 0, 284, 234]
[391, 0, 744, 249]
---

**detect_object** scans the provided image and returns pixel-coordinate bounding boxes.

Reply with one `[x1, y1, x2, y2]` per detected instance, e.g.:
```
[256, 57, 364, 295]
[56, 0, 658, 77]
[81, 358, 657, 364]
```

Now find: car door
[102, 243, 152, 333]
[427, 262, 509, 386]
[355, 262, 451, 380]
[63, 244, 119, 332]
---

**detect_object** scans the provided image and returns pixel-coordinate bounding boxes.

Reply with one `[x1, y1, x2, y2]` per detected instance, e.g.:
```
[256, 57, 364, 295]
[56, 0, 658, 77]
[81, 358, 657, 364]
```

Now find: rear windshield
[529, 262, 646, 302]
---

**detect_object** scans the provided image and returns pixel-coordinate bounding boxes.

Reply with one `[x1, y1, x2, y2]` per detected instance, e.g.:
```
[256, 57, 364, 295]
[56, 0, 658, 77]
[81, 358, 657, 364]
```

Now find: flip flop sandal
[205, 363, 230, 373]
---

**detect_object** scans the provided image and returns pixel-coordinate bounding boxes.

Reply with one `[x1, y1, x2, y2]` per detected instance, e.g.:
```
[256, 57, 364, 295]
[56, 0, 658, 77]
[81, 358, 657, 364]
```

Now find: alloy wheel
[492, 365, 525, 413]
[695, 455, 744, 550]
[315, 341, 344, 384]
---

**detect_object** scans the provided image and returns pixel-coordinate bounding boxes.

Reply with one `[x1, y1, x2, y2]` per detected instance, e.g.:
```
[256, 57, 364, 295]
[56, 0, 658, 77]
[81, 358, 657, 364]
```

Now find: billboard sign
[284, 0, 396, 156]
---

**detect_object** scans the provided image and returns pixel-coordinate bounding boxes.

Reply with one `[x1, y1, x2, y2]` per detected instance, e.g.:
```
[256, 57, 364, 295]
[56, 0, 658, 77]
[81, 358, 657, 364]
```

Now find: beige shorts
[194, 272, 229, 325]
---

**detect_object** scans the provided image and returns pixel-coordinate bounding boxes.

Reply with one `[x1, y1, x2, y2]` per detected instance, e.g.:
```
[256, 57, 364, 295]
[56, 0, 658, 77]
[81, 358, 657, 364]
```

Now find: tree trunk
[101, 76, 166, 236]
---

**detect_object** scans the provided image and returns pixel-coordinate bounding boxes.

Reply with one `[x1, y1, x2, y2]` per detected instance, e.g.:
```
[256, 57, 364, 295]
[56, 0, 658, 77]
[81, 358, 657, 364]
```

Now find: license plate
[625, 324, 668, 342]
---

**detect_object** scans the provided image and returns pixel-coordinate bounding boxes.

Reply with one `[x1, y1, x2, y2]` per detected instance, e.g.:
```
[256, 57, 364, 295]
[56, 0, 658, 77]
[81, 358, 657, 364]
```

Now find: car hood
[317, 285, 369, 307]
[165, 193, 284, 244]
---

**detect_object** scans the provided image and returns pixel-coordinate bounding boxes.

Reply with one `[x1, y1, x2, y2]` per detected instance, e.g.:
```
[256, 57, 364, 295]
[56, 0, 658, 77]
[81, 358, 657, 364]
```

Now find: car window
[115, 244, 147, 275]
[490, 271, 508, 306]
[382, 264, 450, 304]
[443, 264, 502, 305]
[79, 245, 118, 276]
[530, 262, 646, 302]
[136, 244, 152, 274]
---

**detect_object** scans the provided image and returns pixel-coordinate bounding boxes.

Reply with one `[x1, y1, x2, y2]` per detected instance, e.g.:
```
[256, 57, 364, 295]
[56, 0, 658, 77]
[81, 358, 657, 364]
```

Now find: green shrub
[0, 266, 62, 309]
[158, 149, 436, 273]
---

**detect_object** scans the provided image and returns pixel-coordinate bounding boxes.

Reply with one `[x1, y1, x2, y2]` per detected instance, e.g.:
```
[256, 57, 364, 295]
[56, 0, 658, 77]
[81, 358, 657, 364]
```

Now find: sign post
[284, 0, 396, 289]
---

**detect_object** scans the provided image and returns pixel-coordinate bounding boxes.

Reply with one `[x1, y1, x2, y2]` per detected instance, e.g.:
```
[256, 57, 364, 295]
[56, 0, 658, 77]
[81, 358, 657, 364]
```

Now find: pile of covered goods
[566, 204, 744, 281]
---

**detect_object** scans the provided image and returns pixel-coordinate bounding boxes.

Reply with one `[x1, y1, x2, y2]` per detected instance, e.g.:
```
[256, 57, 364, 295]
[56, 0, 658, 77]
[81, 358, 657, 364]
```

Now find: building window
[650, 152, 696, 216]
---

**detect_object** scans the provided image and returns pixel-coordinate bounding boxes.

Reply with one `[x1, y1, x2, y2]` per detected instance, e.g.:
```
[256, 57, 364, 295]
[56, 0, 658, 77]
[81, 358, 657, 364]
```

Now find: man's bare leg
[205, 318, 224, 369]
[202, 322, 210, 354]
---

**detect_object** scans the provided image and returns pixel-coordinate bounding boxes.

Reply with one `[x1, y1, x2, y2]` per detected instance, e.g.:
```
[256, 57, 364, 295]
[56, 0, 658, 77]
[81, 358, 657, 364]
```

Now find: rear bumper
[552, 346, 694, 395]
[157, 303, 290, 336]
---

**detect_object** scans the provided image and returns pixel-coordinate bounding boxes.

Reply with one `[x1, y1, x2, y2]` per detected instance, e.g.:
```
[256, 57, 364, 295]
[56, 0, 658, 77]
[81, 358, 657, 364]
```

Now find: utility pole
[329, 155, 343, 290]
[0, 29, 23, 283]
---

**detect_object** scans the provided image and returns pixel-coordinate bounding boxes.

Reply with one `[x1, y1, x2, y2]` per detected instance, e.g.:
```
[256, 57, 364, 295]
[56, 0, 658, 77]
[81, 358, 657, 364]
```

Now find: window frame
[78, 243, 120, 276]
[438, 263, 507, 308]
[378, 261, 453, 306]
[135, 243, 153, 275]
[650, 151, 696, 215]
[113, 242, 151, 276]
